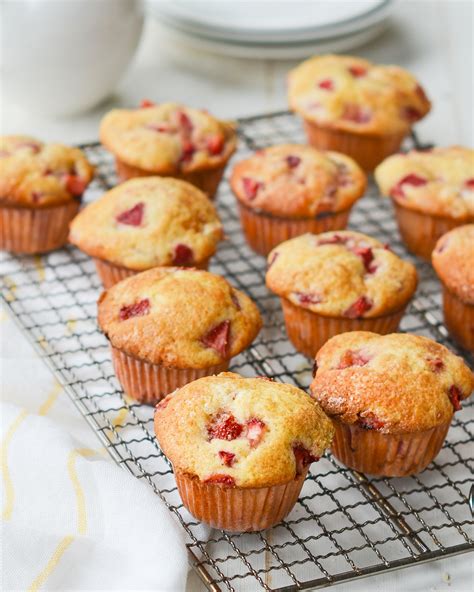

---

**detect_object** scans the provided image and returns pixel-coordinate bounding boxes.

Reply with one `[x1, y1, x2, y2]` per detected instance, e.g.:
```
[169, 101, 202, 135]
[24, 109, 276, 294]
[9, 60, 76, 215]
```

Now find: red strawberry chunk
[268, 251, 279, 268]
[286, 155, 301, 168]
[357, 412, 384, 430]
[348, 65, 367, 77]
[207, 134, 224, 156]
[179, 139, 195, 163]
[295, 292, 322, 306]
[312, 359, 318, 378]
[218, 451, 236, 467]
[201, 320, 231, 358]
[448, 385, 462, 412]
[146, 123, 172, 133]
[415, 84, 428, 102]
[344, 296, 373, 319]
[317, 234, 348, 246]
[465, 178, 474, 189]
[207, 412, 243, 441]
[230, 291, 241, 311]
[31, 191, 43, 203]
[390, 174, 427, 199]
[18, 141, 41, 153]
[156, 396, 171, 411]
[172, 243, 194, 266]
[116, 202, 145, 226]
[242, 177, 263, 200]
[293, 445, 319, 475]
[64, 174, 87, 196]
[401, 106, 422, 122]
[119, 298, 150, 321]
[338, 349, 370, 369]
[427, 358, 444, 373]
[318, 78, 334, 91]
[353, 246, 374, 272]
[140, 99, 155, 108]
[246, 418, 266, 448]
[342, 104, 371, 123]
[204, 474, 235, 486]
[177, 110, 193, 133]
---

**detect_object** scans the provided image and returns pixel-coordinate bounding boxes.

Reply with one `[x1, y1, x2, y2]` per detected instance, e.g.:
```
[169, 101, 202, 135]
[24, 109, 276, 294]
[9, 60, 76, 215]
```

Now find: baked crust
[311, 332, 474, 433]
[375, 146, 474, 219]
[0, 135, 94, 208]
[265, 231, 418, 318]
[98, 268, 262, 368]
[154, 372, 334, 487]
[230, 144, 366, 218]
[100, 102, 237, 173]
[69, 177, 223, 270]
[432, 224, 474, 304]
[288, 55, 430, 136]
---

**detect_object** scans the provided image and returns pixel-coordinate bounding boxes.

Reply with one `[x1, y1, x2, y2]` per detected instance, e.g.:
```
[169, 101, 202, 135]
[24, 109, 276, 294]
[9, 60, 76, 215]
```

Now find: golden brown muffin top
[311, 332, 474, 434]
[100, 101, 237, 173]
[288, 55, 430, 136]
[0, 135, 94, 208]
[98, 268, 262, 369]
[69, 177, 223, 270]
[230, 144, 366, 218]
[266, 231, 418, 318]
[432, 225, 474, 304]
[154, 372, 334, 488]
[375, 146, 474, 219]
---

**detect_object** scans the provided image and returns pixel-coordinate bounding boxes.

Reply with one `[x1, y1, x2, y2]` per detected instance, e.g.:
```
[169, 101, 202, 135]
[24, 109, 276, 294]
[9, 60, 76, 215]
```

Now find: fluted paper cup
[331, 418, 451, 477]
[111, 346, 228, 405]
[442, 286, 474, 352]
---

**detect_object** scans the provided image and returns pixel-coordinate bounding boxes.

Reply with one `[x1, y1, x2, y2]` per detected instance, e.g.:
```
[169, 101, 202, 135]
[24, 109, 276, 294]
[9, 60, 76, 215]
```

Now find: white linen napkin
[1, 309, 190, 592]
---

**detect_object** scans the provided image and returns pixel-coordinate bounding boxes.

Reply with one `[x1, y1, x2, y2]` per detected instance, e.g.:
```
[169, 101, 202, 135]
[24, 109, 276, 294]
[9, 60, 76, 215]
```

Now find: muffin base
[281, 298, 406, 358]
[111, 346, 229, 405]
[303, 120, 406, 172]
[238, 202, 351, 256]
[0, 201, 80, 254]
[331, 418, 451, 477]
[94, 256, 210, 289]
[392, 201, 472, 260]
[114, 158, 227, 200]
[175, 469, 308, 532]
[442, 286, 474, 351]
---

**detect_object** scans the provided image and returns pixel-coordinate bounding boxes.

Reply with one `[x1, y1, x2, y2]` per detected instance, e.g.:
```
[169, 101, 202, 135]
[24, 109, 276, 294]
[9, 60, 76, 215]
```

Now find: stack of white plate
[146, 0, 395, 59]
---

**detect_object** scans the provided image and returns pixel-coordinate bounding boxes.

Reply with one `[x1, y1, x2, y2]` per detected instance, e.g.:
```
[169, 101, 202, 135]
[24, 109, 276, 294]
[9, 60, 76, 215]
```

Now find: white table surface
[1, 1, 473, 590]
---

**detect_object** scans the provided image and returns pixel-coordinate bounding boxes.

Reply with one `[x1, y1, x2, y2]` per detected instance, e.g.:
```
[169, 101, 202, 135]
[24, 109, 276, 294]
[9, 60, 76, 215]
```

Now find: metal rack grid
[1, 111, 473, 592]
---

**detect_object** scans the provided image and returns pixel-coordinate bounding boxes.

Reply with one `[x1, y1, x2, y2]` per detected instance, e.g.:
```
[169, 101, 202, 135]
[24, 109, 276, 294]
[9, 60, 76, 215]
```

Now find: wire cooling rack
[1, 111, 473, 591]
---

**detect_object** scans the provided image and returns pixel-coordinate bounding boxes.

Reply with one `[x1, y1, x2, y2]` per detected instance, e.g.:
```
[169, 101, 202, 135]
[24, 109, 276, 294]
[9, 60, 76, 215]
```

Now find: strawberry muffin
[0, 135, 93, 253]
[69, 177, 223, 288]
[155, 372, 334, 531]
[288, 54, 431, 171]
[98, 268, 262, 404]
[230, 144, 366, 255]
[432, 225, 474, 351]
[375, 146, 474, 259]
[100, 101, 237, 198]
[310, 332, 473, 476]
[266, 231, 417, 357]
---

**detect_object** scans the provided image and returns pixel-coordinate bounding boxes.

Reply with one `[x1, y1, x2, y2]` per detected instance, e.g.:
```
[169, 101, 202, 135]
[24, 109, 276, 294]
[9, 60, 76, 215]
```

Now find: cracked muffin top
[98, 268, 262, 369]
[69, 177, 223, 270]
[230, 144, 366, 218]
[154, 372, 334, 488]
[100, 101, 237, 174]
[432, 225, 474, 304]
[0, 135, 94, 208]
[311, 332, 474, 434]
[375, 146, 474, 219]
[288, 55, 430, 136]
[266, 231, 417, 318]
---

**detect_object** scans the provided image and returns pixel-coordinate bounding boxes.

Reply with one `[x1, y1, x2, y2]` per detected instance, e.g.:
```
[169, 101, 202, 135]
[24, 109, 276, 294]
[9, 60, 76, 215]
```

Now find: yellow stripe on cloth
[38, 382, 62, 417]
[33, 256, 46, 282]
[1, 409, 28, 520]
[27, 448, 100, 590]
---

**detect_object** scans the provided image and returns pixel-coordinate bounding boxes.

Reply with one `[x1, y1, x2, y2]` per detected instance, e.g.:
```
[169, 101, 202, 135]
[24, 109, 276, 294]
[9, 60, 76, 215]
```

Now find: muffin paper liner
[114, 158, 228, 200]
[94, 257, 210, 289]
[442, 286, 474, 352]
[0, 202, 80, 254]
[175, 469, 308, 532]
[302, 120, 406, 172]
[331, 418, 451, 477]
[392, 201, 472, 260]
[111, 346, 228, 405]
[238, 203, 351, 256]
[281, 298, 406, 358]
